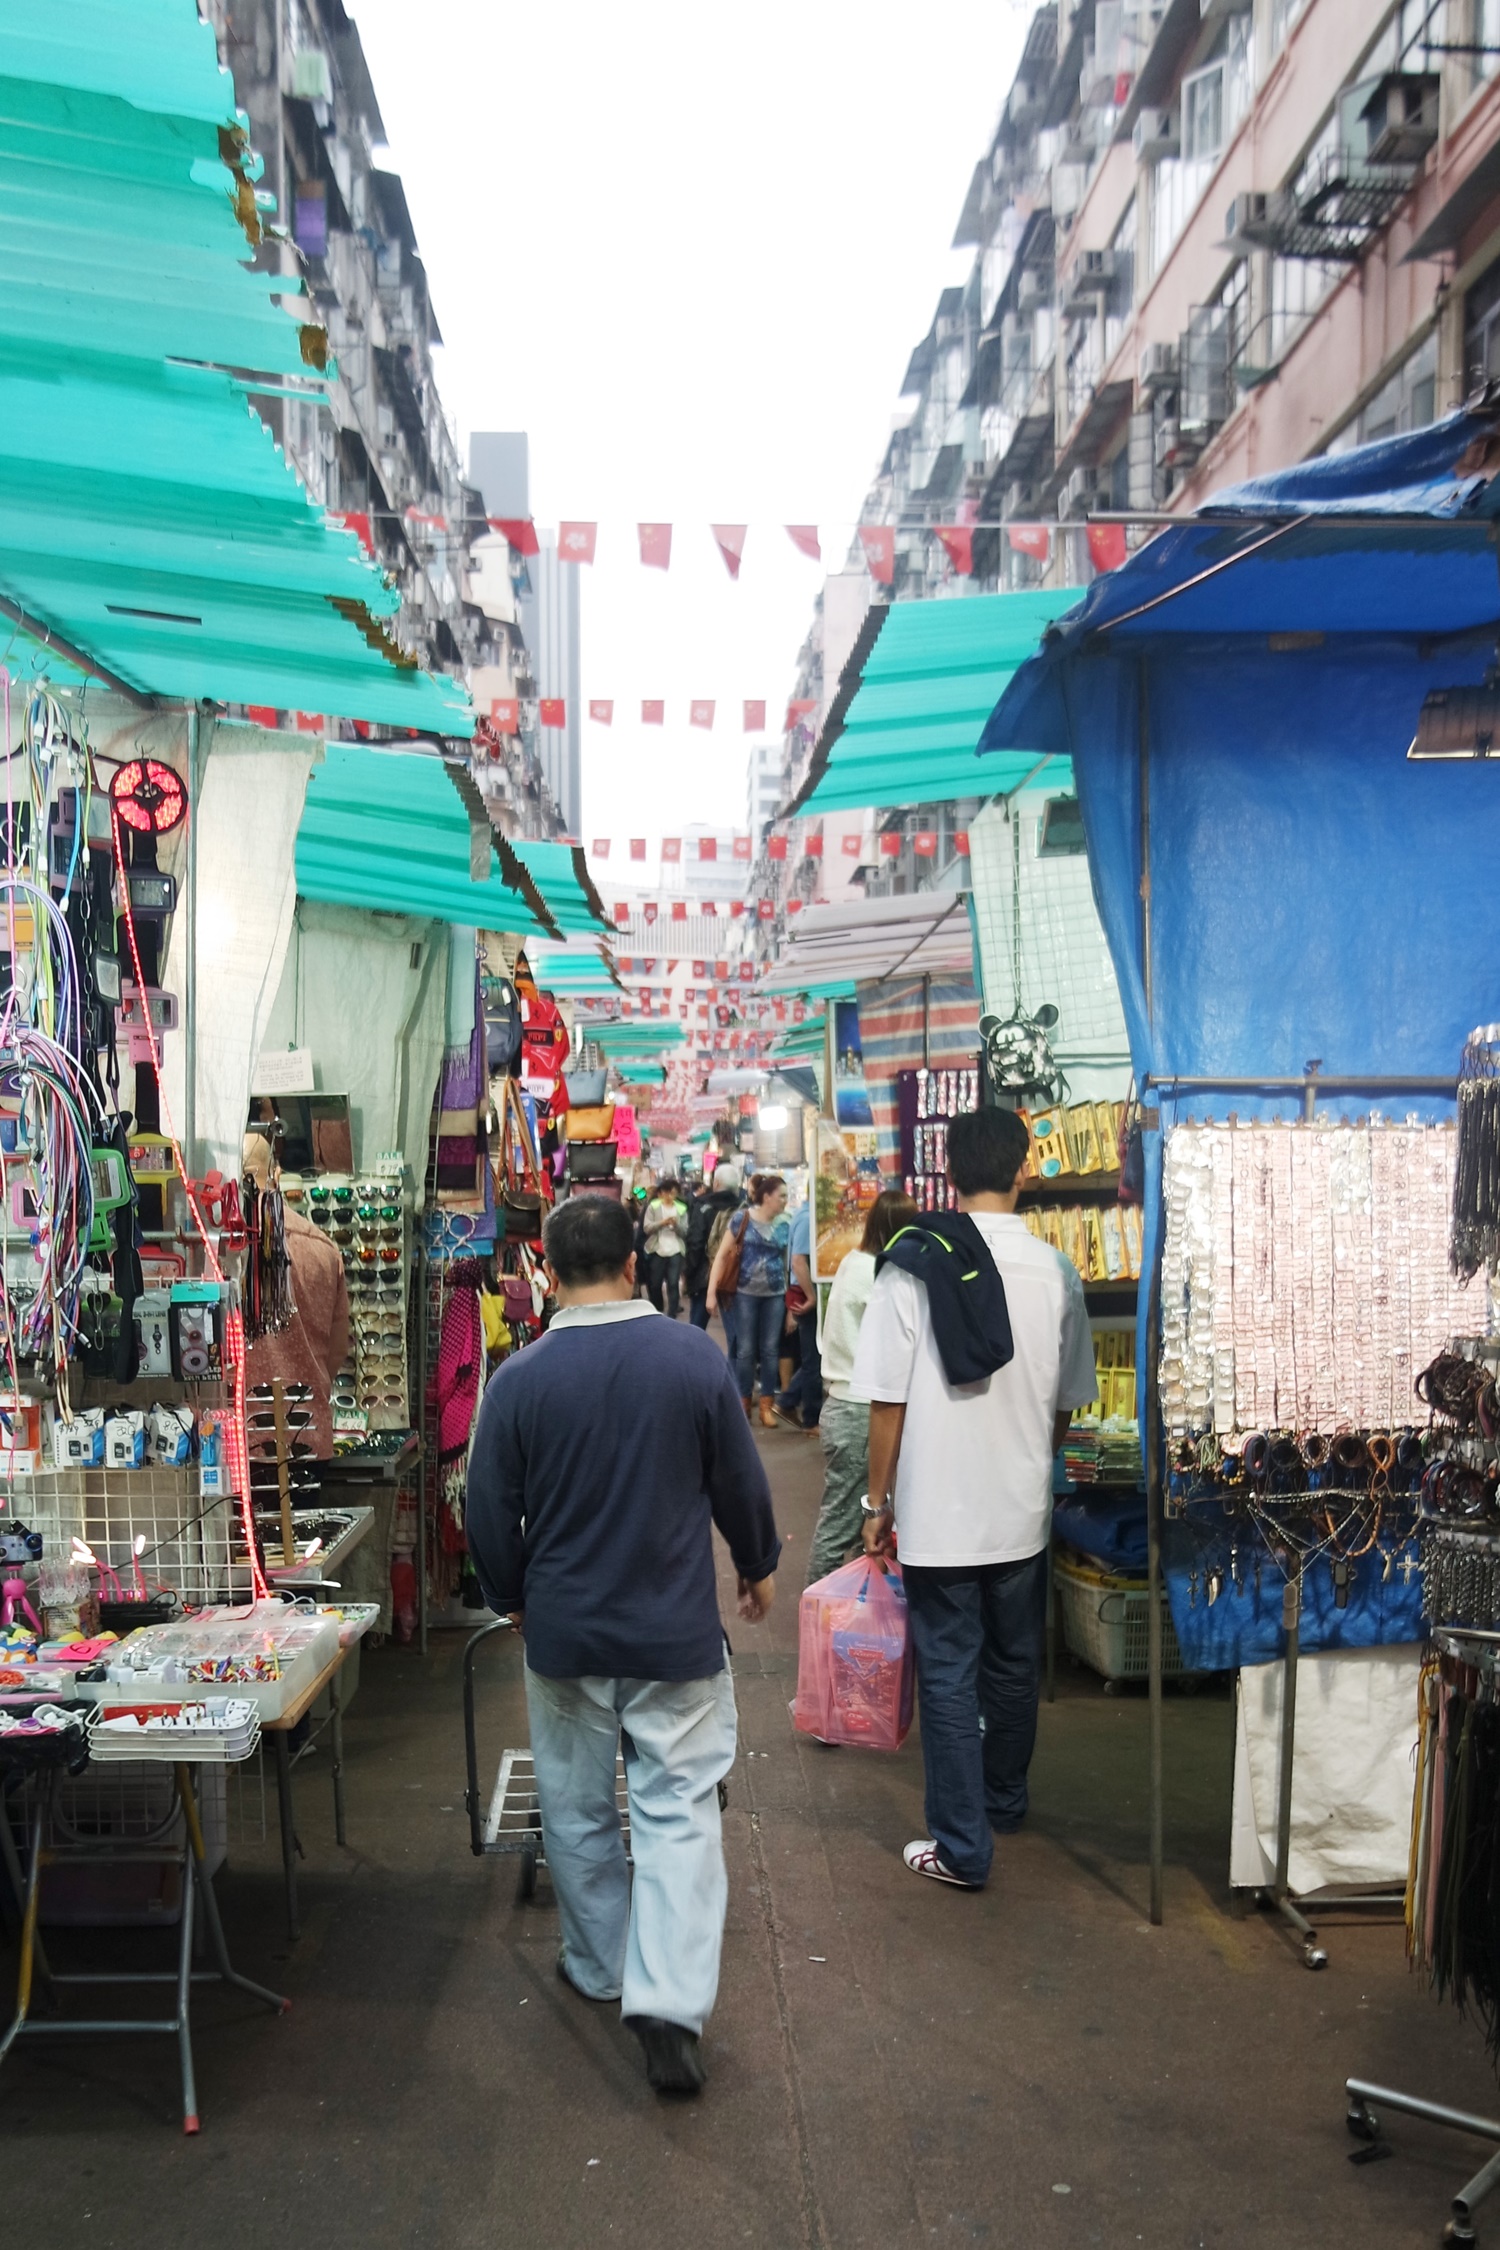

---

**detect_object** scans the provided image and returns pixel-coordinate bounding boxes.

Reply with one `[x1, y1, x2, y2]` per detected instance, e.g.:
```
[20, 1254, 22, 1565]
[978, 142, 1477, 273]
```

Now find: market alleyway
[7, 1431, 1494, 2250]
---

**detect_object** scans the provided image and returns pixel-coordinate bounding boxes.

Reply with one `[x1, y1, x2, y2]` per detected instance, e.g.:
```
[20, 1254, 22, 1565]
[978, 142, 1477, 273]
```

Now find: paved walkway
[5, 1426, 1497, 2248]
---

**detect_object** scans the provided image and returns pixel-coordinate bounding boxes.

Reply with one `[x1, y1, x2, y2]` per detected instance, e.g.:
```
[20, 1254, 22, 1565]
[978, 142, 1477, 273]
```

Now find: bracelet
[859, 1495, 892, 1517]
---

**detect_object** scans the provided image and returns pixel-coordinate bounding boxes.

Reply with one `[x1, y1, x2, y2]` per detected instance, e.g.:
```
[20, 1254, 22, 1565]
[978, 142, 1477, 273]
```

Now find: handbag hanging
[565, 1104, 615, 1142]
[568, 1140, 618, 1180]
[716, 1210, 746, 1299]
[563, 1068, 607, 1106]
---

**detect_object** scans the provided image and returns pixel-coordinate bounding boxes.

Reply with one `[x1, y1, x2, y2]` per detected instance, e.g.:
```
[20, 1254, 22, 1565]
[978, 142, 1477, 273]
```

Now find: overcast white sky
[348, 1, 1035, 857]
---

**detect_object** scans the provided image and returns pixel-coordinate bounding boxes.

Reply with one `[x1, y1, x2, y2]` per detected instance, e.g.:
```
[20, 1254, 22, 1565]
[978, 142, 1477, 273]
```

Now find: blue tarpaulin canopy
[980, 405, 1500, 1102]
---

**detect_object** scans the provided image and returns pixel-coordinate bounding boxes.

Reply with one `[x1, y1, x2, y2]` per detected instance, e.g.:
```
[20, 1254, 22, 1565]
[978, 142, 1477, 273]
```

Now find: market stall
[980, 407, 1500, 1969]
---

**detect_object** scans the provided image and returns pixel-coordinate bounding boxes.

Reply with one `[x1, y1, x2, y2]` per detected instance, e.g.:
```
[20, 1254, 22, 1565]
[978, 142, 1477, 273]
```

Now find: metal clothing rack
[1137, 1065, 1457, 1943]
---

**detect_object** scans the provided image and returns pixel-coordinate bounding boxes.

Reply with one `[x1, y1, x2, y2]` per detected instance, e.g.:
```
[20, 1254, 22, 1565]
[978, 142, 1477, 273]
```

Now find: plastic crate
[1055, 1553, 1185, 1683]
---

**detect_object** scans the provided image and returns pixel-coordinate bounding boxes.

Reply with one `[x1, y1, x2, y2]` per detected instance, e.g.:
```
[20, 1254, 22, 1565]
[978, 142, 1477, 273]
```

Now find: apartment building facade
[204, 0, 565, 835]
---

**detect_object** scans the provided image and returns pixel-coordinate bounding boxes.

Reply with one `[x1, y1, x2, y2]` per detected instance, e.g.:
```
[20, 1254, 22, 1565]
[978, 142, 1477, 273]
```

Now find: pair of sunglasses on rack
[248, 1437, 317, 1461]
[249, 1382, 311, 1403]
[307, 1180, 354, 1205]
[247, 1408, 312, 1432]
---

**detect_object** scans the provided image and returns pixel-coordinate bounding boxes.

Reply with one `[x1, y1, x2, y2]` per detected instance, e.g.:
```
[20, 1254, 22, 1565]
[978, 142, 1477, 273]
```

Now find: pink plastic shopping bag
[792, 1556, 914, 1751]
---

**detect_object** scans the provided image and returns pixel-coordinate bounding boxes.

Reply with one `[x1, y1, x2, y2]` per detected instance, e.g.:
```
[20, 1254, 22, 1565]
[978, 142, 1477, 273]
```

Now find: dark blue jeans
[777, 1310, 822, 1428]
[733, 1291, 784, 1402]
[903, 1549, 1049, 1887]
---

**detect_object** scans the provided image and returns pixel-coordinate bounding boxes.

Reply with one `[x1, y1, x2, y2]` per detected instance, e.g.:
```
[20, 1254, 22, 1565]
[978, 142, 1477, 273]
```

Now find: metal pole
[921, 973, 931, 1069]
[1139, 653, 1164, 1926]
[184, 707, 199, 1174]
[1145, 1283, 1164, 1925]
[1274, 1569, 1302, 1899]
[416, 1240, 429, 1656]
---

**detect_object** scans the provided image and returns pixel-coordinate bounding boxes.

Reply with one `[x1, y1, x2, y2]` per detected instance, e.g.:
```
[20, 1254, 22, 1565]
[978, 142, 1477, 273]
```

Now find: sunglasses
[248, 1409, 312, 1431]
[356, 1200, 402, 1223]
[355, 1243, 403, 1264]
[308, 1181, 354, 1204]
[249, 1437, 317, 1461]
[358, 1390, 406, 1409]
[249, 1381, 311, 1402]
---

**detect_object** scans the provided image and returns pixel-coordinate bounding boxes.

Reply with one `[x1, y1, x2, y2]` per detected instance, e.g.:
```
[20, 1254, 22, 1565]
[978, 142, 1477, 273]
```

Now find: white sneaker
[902, 1839, 981, 1888]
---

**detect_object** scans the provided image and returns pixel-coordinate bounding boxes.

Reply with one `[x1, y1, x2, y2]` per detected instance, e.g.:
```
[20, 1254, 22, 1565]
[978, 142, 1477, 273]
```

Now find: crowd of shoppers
[467, 1113, 1097, 2100]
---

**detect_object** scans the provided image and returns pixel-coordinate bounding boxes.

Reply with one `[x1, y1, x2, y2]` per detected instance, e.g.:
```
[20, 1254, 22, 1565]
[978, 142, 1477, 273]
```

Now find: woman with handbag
[803, 1189, 917, 1583]
[707, 1173, 790, 1427]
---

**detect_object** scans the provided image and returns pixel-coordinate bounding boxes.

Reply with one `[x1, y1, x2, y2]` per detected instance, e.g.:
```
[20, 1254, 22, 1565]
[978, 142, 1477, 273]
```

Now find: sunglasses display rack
[295, 1164, 411, 1434]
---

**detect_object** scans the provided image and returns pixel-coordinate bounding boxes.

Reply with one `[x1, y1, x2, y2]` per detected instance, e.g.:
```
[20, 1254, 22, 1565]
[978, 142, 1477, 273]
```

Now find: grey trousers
[805, 1393, 870, 1584]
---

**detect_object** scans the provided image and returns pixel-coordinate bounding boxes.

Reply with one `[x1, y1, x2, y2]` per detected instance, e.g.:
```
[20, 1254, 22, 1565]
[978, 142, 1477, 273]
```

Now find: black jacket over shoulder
[684, 1187, 741, 1297]
[875, 1213, 1015, 1387]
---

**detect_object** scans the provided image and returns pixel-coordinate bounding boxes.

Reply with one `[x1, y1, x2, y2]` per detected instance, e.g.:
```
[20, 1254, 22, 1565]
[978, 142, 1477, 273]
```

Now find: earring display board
[1160, 1120, 1481, 1439]
[896, 1066, 980, 1213]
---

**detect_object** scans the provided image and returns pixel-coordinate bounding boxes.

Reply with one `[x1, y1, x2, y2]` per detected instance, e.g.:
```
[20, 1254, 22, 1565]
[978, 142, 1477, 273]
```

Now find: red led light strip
[110, 805, 266, 1601]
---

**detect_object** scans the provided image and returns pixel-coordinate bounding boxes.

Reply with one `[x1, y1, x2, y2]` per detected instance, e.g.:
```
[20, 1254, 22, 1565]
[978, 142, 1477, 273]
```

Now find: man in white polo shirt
[852, 1106, 1097, 1889]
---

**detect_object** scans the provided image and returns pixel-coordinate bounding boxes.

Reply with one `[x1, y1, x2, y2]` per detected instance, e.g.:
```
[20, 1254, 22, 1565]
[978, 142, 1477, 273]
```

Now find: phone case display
[898, 1068, 980, 1213]
[1023, 1101, 1127, 1180]
[1159, 1119, 1482, 1439]
[1021, 1201, 1142, 1282]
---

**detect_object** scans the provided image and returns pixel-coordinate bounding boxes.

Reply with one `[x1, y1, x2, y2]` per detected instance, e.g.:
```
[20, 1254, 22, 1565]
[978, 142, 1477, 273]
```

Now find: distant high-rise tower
[469, 432, 582, 837]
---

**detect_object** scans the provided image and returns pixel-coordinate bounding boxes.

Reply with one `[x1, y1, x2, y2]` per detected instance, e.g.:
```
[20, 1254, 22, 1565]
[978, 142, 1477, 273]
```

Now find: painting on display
[812, 1119, 883, 1282]
[832, 998, 873, 1127]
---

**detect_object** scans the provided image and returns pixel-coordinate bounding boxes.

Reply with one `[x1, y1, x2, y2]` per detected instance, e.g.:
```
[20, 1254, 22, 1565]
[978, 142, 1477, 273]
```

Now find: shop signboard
[832, 998, 872, 1127]
[812, 1118, 882, 1282]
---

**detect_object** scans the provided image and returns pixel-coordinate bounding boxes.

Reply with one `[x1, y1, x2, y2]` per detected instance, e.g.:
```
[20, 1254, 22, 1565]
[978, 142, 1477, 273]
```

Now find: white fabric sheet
[161, 730, 313, 1179]
[1230, 1644, 1421, 1894]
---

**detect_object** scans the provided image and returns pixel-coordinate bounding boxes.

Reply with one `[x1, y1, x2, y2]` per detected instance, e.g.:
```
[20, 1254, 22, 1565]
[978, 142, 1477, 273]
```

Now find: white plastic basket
[1055, 1555, 1186, 1683]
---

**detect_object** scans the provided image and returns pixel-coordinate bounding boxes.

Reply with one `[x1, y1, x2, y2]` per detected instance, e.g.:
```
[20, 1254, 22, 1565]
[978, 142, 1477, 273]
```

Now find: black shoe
[626, 2015, 707, 2095]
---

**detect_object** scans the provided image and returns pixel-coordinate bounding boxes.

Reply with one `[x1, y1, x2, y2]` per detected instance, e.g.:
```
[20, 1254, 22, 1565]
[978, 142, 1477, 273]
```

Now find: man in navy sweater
[466, 1195, 780, 2096]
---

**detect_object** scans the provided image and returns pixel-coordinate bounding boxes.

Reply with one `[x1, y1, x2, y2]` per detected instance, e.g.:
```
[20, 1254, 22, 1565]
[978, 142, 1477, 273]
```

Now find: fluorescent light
[758, 1104, 788, 1130]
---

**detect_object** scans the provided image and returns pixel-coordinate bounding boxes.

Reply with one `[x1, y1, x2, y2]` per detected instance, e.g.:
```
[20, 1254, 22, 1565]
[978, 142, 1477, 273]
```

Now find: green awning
[0, 4, 470, 733]
[295, 744, 562, 935]
[509, 842, 610, 937]
[789, 590, 1081, 815]
[525, 941, 622, 994]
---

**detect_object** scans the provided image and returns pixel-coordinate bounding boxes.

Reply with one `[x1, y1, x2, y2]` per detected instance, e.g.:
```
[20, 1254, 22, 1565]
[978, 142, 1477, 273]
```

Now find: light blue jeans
[524, 1661, 738, 2034]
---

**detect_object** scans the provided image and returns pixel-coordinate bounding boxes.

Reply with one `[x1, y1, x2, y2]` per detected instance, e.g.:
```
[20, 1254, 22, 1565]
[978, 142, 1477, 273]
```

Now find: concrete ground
[4, 1427, 1497, 2249]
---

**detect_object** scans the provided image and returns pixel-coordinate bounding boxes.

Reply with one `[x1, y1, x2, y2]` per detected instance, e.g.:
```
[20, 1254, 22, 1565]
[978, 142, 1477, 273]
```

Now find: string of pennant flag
[353, 512, 1128, 584]
[599, 827, 967, 872]
[485, 696, 817, 735]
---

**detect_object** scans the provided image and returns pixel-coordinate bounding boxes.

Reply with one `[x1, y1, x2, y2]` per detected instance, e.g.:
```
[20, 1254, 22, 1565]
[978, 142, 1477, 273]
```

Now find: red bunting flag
[743, 700, 766, 733]
[730, 900, 745, 917]
[913, 831, 938, 856]
[672, 901, 687, 921]
[787, 898, 804, 914]
[716, 960, 729, 979]
[786, 525, 821, 561]
[793, 1003, 806, 1023]
[733, 835, 752, 860]
[1087, 523, 1129, 574]
[491, 517, 539, 555]
[248, 705, 278, 727]
[711, 524, 747, 579]
[935, 526, 974, 576]
[643, 902, 659, 922]
[841, 832, 862, 856]
[1008, 523, 1051, 561]
[805, 833, 823, 858]
[334, 509, 374, 555]
[738, 964, 754, 982]
[858, 524, 895, 584]
[588, 699, 613, 725]
[757, 899, 775, 920]
[954, 830, 971, 856]
[593, 838, 611, 859]
[661, 838, 682, 862]
[630, 838, 647, 860]
[559, 521, 597, 564]
[690, 700, 715, 729]
[693, 959, 707, 977]
[785, 697, 817, 729]
[880, 833, 902, 857]
[614, 903, 630, 925]
[774, 1002, 787, 1021]
[698, 836, 717, 861]
[702, 901, 717, 916]
[638, 522, 672, 570]
[489, 697, 519, 734]
[539, 698, 566, 727]
[767, 835, 788, 862]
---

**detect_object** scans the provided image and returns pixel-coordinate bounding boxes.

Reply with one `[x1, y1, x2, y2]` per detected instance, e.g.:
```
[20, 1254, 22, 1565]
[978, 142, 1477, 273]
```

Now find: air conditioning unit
[1139, 339, 1178, 396]
[1017, 265, 1051, 312]
[291, 46, 333, 104]
[1133, 108, 1180, 162]
[1224, 191, 1283, 248]
[1360, 71, 1440, 166]
[1061, 467, 1099, 519]
[1008, 80, 1042, 127]
[1064, 250, 1118, 309]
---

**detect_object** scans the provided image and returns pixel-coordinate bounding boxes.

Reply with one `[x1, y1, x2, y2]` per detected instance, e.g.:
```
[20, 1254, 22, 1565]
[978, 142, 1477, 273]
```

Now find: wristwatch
[859, 1495, 892, 1517]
